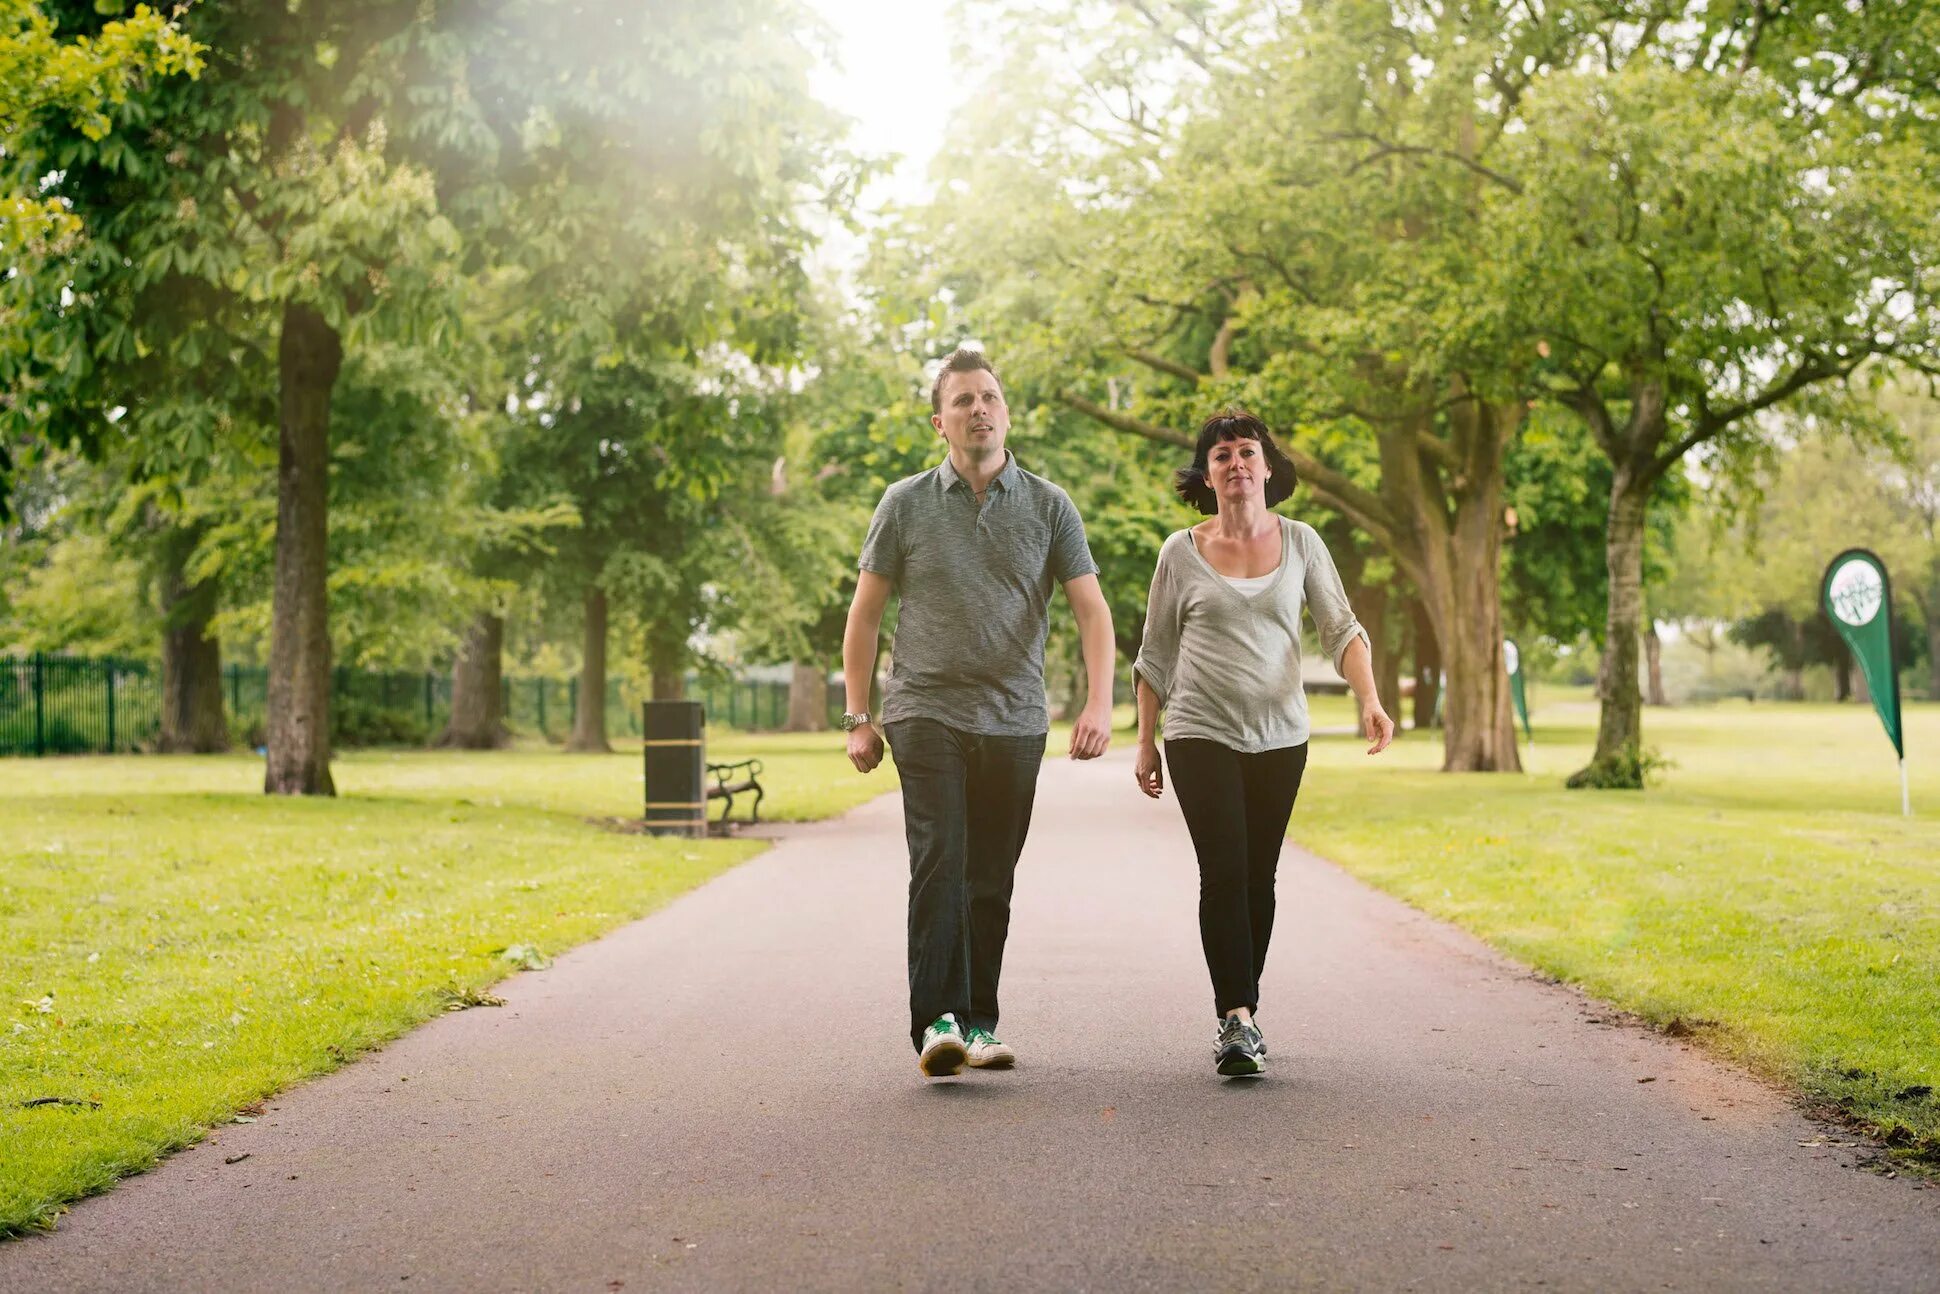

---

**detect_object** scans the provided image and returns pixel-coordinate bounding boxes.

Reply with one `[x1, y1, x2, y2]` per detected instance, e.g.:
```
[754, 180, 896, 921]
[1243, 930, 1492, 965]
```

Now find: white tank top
[1220, 570, 1277, 597]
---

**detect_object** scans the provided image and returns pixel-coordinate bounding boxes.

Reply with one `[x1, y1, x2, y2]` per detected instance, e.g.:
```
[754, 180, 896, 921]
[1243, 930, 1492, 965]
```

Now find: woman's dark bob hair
[1173, 408, 1297, 515]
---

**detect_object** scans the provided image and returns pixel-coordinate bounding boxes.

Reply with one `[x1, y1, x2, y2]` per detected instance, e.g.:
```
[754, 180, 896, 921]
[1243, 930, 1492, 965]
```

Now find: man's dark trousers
[887, 717, 1046, 1051]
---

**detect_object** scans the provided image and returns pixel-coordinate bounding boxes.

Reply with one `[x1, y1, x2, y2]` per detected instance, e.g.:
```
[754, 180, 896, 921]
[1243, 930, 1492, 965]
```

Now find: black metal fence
[1, 653, 829, 756]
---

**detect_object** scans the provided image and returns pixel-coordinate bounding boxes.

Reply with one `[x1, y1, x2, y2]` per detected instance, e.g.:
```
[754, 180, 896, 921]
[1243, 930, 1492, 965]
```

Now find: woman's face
[1207, 434, 1269, 503]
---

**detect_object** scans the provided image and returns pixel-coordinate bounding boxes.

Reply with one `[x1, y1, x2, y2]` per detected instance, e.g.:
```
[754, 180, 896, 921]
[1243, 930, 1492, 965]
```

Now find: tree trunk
[1421, 535, 1519, 772]
[648, 621, 686, 701]
[1852, 651, 1871, 704]
[1394, 399, 1521, 773]
[566, 586, 612, 752]
[1410, 598, 1439, 730]
[785, 661, 829, 732]
[157, 523, 229, 753]
[1832, 648, 1853, 702]
[1643, 623, 1667, 707]
[439, 613, 509, 748]
[1569, 464, 1650, 787]
[264, 302, 340, 796]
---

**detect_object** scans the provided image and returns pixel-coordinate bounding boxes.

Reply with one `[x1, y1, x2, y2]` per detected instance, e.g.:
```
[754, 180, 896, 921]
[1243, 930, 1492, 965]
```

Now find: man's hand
[1069, 700, 1111, 760]
[1133, 739, 1164, 798]
[1362, 702, 1395, 755]
[847, 723, 885, 773]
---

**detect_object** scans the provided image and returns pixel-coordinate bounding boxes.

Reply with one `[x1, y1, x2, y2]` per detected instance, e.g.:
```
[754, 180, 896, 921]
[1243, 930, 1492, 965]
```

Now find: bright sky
[806, 0, 966, 215]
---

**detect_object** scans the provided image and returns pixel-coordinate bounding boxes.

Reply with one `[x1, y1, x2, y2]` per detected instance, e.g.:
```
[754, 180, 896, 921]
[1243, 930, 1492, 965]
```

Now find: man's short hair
[930, 347, 1003, 415]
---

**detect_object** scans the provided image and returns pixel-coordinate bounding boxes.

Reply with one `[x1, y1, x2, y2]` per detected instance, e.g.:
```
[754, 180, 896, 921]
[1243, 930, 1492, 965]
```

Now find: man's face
[931, 368, 1009, 461]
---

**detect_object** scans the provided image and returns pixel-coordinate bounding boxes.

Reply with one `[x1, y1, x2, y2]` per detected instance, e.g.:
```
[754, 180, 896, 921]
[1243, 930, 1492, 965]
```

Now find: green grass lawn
[0, 730, 885, 1236]
[1293, 688, 1940, 1168]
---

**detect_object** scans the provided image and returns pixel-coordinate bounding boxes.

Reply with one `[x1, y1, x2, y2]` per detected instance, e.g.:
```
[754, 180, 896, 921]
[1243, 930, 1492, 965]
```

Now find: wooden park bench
[705, 757, 765, 827]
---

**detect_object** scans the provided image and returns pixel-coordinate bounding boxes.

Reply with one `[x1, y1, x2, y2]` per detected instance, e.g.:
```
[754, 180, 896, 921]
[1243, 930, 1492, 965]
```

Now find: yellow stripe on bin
[644, 800, 708, 810]
[642, 738, 703, 747]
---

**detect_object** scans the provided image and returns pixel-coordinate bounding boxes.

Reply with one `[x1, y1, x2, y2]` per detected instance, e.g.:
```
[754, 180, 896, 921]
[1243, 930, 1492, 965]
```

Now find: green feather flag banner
[1820, 548, 1908, 815]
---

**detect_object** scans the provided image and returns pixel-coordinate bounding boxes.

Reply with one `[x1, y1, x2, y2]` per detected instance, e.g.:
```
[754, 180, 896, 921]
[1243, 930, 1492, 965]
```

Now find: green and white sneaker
[919, 1013, 968, 1077]
[964, 1027, 1016, 1069]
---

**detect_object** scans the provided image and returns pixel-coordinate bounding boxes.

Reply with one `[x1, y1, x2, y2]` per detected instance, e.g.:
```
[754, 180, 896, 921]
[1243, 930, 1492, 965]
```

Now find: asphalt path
[4, 747, 1937, 1291]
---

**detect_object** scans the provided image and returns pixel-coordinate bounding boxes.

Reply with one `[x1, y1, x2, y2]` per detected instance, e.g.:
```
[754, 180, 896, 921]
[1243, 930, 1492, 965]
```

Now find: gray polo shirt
[859, 450, 1099, 735]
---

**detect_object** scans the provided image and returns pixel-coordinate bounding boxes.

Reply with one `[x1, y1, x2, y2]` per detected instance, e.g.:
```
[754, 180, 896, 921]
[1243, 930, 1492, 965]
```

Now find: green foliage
[1504, 408, 1687, 646]
[0, 530, 151, 656]
[0, 0, 202, 254]
[327, 693, 430, 748]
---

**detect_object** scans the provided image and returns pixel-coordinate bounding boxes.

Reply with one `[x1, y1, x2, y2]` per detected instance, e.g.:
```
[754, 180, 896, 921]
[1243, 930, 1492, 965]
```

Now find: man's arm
[842, 570, 894, 773]
[1062, 572, 1115, 760]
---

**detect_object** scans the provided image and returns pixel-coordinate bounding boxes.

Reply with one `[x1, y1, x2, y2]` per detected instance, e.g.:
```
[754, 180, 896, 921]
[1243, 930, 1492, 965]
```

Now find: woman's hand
[1133, 739, 1164, 798]
[1362, 702, 1395, 755]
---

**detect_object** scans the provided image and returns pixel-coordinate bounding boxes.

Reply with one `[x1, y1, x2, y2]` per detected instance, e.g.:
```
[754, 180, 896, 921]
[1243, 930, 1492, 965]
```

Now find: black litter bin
[642, 700, 706, 837]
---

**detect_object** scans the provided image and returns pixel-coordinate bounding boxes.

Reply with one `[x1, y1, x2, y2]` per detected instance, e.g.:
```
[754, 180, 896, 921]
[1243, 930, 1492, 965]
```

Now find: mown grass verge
[0, 731, 888, 1235]
[1292, 690, 1940, 1172]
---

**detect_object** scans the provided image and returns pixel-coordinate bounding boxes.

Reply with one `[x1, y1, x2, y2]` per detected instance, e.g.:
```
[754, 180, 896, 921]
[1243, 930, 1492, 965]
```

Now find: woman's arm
[1133, 674, 1165, 797]
[1339, 635, 1395, 755]
[1131, 546, 1178, 798]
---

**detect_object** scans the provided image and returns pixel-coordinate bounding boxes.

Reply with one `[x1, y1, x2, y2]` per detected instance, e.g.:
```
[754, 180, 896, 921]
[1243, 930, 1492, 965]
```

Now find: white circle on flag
[1828, 558, 1883, 627]
[1503, 640, 1520, 675]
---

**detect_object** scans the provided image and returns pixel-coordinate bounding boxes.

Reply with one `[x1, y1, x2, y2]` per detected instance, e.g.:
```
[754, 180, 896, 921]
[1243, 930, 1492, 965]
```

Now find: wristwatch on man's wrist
[839, 711, 871, 732]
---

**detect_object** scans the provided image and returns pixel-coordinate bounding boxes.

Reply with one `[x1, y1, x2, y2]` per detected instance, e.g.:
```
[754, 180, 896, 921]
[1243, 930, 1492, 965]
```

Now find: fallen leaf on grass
[438, 985, 507, 1011]
[18, 1096, 100, 1110]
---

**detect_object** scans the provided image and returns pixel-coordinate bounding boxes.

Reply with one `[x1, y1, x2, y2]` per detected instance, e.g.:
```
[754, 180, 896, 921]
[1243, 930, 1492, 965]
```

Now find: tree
[3, 2, 471, 792]
[1495, 16, 1940, 784]
[896, 0, 1630, 770]
[4, 0, 847, 785]
[468, 0, 849, 751]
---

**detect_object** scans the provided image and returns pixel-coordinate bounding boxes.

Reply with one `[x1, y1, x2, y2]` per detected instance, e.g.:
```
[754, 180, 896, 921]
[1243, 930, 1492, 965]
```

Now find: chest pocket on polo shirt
[983, 516, 1052, 588]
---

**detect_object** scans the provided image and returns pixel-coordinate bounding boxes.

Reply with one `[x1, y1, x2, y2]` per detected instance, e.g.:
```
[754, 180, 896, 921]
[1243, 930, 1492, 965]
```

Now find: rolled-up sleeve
[1301, 528, 1370, 673]
[1132, 545, 1182, 704]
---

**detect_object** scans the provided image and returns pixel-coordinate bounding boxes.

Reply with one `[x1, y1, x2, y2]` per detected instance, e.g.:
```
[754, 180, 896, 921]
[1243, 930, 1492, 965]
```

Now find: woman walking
[1133, 409, 1394, 1077]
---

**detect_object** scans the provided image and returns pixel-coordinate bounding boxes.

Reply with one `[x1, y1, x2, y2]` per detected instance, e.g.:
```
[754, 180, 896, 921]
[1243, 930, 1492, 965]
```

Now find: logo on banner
[1827, 557, 1884, 627]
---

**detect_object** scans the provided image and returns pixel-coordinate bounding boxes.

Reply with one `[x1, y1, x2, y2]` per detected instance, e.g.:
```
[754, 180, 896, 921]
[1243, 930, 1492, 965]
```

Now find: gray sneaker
[964, 1027, 1016, 1069]
[1215, 1015, 1265, 1077]
[919, 1013, 968, 1077]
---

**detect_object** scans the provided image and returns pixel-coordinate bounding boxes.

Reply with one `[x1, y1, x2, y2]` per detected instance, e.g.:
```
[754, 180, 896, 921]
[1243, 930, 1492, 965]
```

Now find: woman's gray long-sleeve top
[1132, 515, 1369, 753]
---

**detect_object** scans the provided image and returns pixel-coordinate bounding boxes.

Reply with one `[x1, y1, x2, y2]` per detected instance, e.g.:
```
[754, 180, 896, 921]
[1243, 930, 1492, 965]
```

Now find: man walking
[842, 347, 1116, 1078]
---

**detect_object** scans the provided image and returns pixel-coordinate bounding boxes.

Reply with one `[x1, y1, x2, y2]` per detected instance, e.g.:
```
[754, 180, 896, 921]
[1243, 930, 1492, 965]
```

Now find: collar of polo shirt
[938, 449, 1021, 493]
